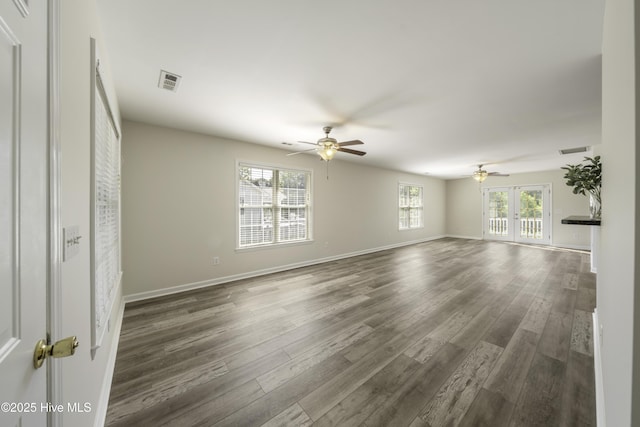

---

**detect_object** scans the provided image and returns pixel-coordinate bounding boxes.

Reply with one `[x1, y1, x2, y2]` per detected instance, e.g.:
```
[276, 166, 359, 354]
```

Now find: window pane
[239, 166, 274, 246]
[488, 191, 509, 236]
[519, 189, 543, 239]
[278, 170, 309, 243]
[399, 184, 423, 229]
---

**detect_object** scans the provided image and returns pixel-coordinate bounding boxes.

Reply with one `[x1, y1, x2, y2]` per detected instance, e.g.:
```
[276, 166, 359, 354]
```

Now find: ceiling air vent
[559, 146, 589, 155]
[158, 70, 181, 92]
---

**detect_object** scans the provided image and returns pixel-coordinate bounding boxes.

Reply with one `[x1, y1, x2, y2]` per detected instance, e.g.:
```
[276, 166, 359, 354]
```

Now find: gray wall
[121, 120, 446, 298]
[598, 0, 640, 424]
[445, 170, 591, 249]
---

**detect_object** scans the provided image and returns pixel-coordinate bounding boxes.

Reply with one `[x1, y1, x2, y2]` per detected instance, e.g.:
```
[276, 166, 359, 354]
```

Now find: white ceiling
[97, 0, 604, 179]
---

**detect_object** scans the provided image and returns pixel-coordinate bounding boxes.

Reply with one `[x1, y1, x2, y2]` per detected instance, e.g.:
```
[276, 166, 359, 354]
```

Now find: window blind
[91, 51, 121, 352]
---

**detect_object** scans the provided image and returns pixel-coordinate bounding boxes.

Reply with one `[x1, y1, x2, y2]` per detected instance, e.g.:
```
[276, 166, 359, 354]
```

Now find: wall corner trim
[593, 309, 606, 427]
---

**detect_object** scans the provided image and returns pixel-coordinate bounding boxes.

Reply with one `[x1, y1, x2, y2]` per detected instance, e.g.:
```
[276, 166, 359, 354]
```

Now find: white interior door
[483, 185, 551, 245]
[0, 1, 49, 426]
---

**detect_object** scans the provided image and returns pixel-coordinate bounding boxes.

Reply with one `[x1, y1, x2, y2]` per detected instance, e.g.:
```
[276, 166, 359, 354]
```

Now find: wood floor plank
[313, 354, 421, 427]
[458, 388, 514, 427]
[482, 305, 528, 349]
[159, 380, 265, 427]
[570, 309, 594, 356]
[298, 324, 422, 420]
[106, 359, 228, 424]
[419, 340, 503, 426]
[559, 350, 596, 426]
[483, 328, 540, 404]
[256, 322, 372, 392]
[575, 287, 597, 312]
[214, 353, 351, 427]
[106, 238, 596, 427]
[362, 342, 466, 427]
[538, 311, 573, 362]
[561, 273, 579, 290]
[259, 403, 312, 427]
[405, 310, 473, 363]
[509, 352, 565, 426]
[552, 288, 577, 314]
[519, 297, 553, 334]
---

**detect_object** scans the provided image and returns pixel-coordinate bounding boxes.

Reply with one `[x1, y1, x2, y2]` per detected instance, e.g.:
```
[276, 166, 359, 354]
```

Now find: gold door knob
[33, 336, 79, 369]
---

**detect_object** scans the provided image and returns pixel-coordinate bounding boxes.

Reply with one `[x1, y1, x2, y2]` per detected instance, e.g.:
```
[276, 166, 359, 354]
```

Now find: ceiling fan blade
[286, 148, 317, 156]
[337, 139, 364, 147]
[488, 172, 509, 176]
[297, 140, 318, 146]
[338, 147, 366, 156]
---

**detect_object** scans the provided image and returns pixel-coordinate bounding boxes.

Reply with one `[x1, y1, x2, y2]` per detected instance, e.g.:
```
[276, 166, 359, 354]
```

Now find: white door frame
[46, 0, 62, 425]
[483, 184, 552, 246]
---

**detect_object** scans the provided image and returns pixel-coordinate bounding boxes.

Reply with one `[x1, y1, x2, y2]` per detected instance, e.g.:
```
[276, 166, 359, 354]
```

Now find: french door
[483, 185, 551, 245]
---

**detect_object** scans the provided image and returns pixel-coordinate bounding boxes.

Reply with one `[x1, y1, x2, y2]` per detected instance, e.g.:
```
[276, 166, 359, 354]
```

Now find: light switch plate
[63, 225, 81, 261]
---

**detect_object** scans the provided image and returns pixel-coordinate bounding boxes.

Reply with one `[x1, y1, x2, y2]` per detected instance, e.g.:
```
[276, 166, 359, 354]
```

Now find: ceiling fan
[472, 164, 509, 182]
[287, 126, 366, 161]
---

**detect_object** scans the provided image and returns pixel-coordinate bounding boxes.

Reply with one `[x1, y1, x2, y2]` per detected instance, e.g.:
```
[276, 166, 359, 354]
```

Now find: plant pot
[589, 192, 601, 219]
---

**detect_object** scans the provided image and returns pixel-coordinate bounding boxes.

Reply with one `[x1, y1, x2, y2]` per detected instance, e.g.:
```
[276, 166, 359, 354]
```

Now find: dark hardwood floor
[106, 238, 596, 426]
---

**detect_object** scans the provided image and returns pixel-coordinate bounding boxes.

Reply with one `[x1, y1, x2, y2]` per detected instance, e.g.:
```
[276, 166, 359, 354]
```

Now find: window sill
[236, 239, 315, 253]
[398, 226, 425, 232]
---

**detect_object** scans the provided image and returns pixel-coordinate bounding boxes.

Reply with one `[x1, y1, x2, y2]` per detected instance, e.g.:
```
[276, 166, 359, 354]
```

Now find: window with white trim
[399, 183, 423, 230]
[238, 163, 312, 248]
[90, 40, 121, 353]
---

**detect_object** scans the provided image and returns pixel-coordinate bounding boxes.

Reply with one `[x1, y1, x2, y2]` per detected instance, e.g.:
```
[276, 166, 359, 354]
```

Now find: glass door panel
[515, 186, 550, 244]
[483, 188, 513, 241]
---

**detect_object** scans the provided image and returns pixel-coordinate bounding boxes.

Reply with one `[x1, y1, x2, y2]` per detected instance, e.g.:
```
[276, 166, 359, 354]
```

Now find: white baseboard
[94, 296, 126, 427]
[444, 234, 482, 240]
[593, 309, 606, 427]
[554, 243, 591, 251]
[124, 235, 447, 303]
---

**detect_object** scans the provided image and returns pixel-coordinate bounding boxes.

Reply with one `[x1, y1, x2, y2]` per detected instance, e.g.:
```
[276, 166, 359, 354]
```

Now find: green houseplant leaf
[561, 155, 602, 217]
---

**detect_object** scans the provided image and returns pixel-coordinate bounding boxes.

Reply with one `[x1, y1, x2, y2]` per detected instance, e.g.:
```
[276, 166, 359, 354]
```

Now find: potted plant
[561, 155, 602, 218]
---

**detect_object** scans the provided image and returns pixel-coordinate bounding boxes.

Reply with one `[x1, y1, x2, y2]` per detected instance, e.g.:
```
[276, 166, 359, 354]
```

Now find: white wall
[598, 0, 639, 424]
[445, 169, 591, 248]
[121, 120, 446, 298]
[59, 1, 123, 426]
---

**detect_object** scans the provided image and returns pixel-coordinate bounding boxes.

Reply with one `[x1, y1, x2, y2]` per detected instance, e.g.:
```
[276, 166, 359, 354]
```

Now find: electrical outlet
[213, 257, 220, 265]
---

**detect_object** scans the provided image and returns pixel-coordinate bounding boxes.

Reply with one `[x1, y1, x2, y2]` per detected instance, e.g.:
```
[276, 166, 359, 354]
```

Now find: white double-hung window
[90, 40, 121, 353]
[238, 163, 312, 248]
[399, 183, 423, 230]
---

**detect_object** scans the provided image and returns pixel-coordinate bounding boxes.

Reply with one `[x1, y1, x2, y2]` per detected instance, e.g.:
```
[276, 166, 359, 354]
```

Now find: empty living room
[1, 0, 639, 426]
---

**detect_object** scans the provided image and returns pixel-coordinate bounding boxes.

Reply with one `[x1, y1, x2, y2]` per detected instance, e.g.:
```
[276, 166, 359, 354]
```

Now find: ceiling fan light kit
[317, 145, 336, 161]
[471, 164, 509, 182]
[473, 168, 489, 182]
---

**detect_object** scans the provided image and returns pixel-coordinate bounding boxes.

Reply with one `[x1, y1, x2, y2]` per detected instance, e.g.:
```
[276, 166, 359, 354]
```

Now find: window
[238, 163, 311, 248]
[90, 40, 121, 353]
[399, 183, 423, 230]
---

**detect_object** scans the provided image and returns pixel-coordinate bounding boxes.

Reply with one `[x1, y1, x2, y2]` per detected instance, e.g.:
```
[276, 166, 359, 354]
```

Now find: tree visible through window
[238, 164, 311, 248]
[399, 183, 423, 230]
